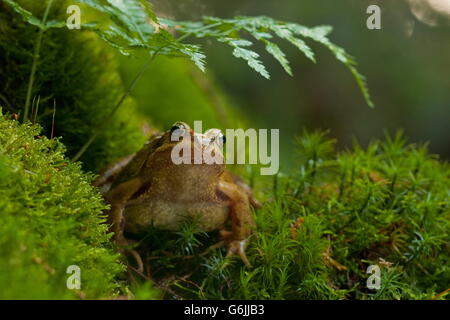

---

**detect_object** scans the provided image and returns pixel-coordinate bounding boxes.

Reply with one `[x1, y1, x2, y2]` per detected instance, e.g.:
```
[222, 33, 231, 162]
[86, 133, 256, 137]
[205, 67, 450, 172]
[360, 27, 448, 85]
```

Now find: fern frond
[286, 22, 373, 108]
[73, 1, 205, 69]
[218, 37, 270, 79]
[162, 15, 373, 107]
[177, 44, 206, 72]
[264, 41, 292, 76]
[1, 0, 43, 28]
[75, 0, 156, 44]
[2, 0, 373, 107]
[1, 0, 65, 30]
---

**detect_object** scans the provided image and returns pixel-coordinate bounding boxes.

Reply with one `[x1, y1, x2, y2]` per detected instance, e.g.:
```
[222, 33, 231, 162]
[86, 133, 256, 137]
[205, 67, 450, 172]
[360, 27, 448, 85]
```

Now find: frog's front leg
[93, 154, 136, 194]
[218, 180, 256, 267]
[105, 177, 145, 271]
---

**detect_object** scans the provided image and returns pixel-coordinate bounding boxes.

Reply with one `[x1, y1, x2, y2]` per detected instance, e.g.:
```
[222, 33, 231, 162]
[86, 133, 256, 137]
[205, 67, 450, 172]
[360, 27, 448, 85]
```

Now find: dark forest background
[150, 0, 450, 169]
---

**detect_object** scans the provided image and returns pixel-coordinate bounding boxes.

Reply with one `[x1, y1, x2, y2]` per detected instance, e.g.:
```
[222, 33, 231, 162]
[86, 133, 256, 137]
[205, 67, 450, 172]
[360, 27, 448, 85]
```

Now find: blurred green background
[127, 0, 450, 170]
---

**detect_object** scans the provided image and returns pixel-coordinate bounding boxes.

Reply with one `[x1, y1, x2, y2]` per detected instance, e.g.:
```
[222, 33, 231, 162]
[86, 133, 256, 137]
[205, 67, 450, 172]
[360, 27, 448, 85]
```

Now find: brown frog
[94, 122, 260, 270]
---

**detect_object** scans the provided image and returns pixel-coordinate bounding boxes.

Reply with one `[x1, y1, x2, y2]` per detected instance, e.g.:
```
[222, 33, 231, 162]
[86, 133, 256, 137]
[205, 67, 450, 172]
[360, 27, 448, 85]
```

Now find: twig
[127, 264, 152, 282]
[33, 96, 41, 124]
[146, 241, 225, 261]
[23, 0, 54, 122]
[70, 47, 163, 162]
[51, 99, 56, 139]
[431, 288, 449, 300]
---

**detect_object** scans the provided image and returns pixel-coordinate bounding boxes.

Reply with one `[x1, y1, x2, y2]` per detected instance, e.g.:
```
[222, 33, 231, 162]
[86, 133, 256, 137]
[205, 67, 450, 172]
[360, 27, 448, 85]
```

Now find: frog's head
[148, 122, 226, 180]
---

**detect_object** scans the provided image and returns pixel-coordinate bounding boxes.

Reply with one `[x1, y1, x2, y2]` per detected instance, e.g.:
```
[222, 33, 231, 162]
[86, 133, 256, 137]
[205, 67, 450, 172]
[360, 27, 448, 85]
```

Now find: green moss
[127, 131, 449, 300]
[0, 112, 125, 299]
[0, 0, 146, 172]
[290, 131, 449, 299]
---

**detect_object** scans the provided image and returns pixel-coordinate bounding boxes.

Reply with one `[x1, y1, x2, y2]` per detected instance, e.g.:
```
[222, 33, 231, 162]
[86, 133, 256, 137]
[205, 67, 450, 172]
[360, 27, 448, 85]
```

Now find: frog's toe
[116, 238, 144, 273]
[226, 240, 251, 268]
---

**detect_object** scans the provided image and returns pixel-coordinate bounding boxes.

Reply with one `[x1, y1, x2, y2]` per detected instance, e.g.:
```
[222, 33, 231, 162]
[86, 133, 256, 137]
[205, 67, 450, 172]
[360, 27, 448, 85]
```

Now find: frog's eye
[213, 132, 226, 146]
[170, 122, 189, 133]
[170, 122, 189, 141]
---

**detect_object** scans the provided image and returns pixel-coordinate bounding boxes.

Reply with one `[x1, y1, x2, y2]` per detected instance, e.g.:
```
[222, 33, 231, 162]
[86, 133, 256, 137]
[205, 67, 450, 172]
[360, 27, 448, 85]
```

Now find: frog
[94, 122, 260, 270]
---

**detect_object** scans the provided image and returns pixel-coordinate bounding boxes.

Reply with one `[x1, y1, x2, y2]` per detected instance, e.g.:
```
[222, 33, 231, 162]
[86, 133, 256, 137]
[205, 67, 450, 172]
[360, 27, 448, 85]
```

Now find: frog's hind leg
[217, 180, 256, 267]
[222, 171, 262, 209]
[237, 181, 262, 209]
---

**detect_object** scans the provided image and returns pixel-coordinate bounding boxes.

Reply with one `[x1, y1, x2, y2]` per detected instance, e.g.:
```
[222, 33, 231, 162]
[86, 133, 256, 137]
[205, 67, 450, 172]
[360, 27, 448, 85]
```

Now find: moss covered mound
[0, 113, 124, 299]
[0, 0, 146, 172]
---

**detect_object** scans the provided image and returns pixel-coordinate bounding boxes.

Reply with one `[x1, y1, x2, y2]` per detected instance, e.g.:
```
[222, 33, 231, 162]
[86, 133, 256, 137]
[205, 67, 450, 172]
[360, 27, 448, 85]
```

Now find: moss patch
[0, 113, 124, 299]
[132, 131, 449, 300]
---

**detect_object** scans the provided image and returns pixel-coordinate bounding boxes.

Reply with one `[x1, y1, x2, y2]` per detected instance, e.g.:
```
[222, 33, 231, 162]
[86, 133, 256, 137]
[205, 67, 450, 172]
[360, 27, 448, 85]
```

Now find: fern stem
[71, 22, 222, 163]
[23, 0, 54, 122]
[70, 47, 163, 162]
[175, 22, 222, 43]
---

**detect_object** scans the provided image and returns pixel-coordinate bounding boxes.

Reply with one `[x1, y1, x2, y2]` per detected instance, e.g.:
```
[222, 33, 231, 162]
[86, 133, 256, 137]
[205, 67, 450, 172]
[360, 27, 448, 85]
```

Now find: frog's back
[111, 135, 165, 188]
